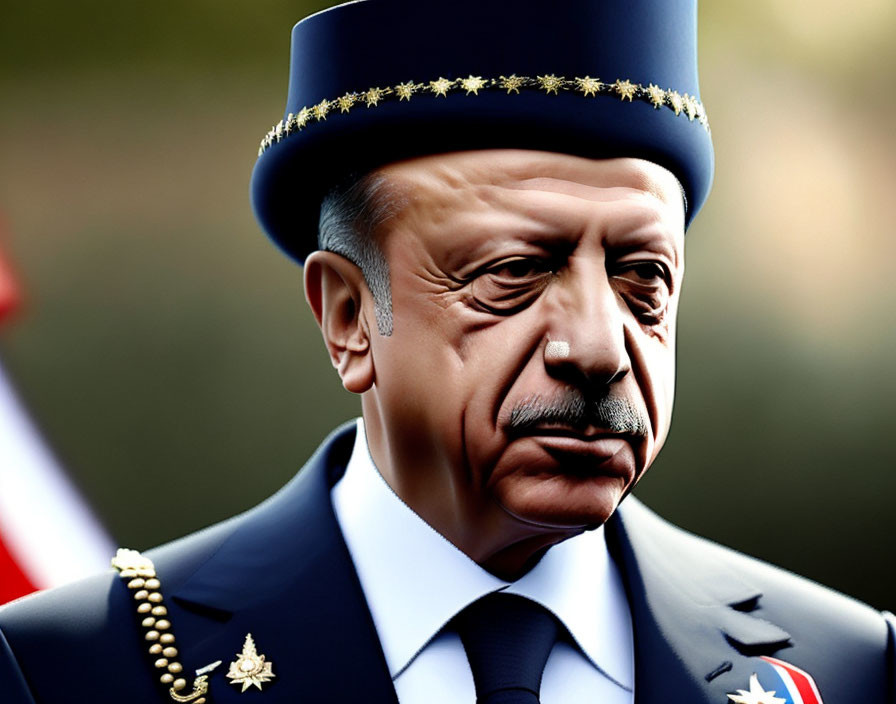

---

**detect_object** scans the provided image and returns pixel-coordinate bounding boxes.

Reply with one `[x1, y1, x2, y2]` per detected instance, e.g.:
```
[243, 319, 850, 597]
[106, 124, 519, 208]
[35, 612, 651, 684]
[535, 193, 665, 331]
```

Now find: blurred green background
[1, 2, 893, 608]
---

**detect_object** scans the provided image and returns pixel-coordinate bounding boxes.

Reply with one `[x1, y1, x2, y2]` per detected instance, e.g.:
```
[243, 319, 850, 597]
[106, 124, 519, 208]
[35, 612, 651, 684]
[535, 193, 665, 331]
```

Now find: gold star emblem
[460, 75, 487, 95]
[395, 81, 417, 101]
[646, 83, 666, 108]
[336, 93, 356, 113]
[667, 90, 684, 115]
[575, 76, 602, 97]
[429, 77, 454, 97]
[295, 107, 311, 128]
[537, 74, 564, 95]
[226, 634, 275, 693]
[499, 74, 524, 94]
[312, 100, 330, 121]
[363, 87, 385, 107]
[613, 79, 637, 101]
[727, 674, 787, 704]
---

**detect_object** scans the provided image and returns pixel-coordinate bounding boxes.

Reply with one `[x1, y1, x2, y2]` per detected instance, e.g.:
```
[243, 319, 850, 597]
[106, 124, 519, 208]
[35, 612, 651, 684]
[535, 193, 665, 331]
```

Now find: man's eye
[611, 261, 671, 324]
[469, 257, 553, 314]
[615, 261, 667, 286]
[486, 257, 552, 281]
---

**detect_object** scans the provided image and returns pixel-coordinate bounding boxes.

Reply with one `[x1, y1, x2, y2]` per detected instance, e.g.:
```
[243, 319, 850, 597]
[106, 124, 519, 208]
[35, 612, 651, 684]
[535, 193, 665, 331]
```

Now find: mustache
[507, 390, 649, 438]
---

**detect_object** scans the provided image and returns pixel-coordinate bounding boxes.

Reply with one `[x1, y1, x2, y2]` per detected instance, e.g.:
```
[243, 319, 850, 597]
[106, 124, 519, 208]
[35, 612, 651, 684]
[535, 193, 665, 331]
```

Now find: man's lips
[525, 434, 630, 459]
[508, 425, 636, 468]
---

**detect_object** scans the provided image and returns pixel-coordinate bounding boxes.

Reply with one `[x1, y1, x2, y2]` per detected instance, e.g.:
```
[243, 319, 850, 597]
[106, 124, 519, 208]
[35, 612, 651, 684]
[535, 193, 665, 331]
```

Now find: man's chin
[486, 436, 640, 530]
[492, 473, 629, 531]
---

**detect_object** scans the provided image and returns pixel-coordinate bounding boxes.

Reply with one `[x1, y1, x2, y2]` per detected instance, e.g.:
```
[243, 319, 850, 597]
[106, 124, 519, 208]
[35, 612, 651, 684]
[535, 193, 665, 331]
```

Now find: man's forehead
[376, 150, 686, 229]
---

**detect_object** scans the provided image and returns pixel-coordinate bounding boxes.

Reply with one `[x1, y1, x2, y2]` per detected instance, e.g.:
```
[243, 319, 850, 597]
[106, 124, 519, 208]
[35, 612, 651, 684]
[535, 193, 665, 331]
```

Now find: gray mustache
[508, 390, 648, 438]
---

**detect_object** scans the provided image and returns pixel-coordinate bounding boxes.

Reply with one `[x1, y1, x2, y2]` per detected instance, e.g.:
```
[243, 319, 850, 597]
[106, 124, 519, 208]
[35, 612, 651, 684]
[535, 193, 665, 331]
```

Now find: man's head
[254, 0, 711, 576]
[305, 149, 685, 577]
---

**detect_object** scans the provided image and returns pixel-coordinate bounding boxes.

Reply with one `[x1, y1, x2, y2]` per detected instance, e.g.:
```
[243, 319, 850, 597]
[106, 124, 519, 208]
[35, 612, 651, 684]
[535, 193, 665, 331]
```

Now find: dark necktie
[453, 592, 559, 704]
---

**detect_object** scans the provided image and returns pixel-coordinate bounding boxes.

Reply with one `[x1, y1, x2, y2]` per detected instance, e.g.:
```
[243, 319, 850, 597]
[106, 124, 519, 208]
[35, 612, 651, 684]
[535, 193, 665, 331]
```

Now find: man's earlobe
[304, 251, 375, 394]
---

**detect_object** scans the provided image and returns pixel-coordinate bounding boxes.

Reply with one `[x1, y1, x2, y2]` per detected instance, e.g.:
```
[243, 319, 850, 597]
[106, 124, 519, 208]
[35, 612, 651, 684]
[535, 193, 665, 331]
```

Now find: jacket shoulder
[0, 570, 149, 704]
[621, 498, 891, 649]
[0, 515, 239, 703]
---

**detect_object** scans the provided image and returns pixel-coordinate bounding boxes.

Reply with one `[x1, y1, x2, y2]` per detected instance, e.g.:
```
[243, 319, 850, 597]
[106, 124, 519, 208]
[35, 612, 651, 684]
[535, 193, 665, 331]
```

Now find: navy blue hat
[251, 0, 713, 263]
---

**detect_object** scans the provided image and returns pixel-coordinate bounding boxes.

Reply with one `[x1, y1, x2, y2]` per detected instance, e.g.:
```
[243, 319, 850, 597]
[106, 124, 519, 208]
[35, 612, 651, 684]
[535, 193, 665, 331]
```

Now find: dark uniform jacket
[2, 424, 894, 703]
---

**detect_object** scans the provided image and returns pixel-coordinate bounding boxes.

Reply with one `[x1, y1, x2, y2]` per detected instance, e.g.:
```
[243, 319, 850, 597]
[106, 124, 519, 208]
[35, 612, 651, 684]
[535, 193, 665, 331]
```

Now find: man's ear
[304, 250, 375, 394]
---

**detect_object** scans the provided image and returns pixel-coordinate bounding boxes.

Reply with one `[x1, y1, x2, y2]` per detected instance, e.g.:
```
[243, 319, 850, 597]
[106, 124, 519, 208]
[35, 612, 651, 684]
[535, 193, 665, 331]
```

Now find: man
[1, 1, 893, 703]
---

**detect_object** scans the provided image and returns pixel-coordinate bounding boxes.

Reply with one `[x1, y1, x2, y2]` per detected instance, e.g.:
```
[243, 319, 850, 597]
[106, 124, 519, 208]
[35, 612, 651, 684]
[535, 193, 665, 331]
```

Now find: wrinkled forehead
[376, 149, 686, 237]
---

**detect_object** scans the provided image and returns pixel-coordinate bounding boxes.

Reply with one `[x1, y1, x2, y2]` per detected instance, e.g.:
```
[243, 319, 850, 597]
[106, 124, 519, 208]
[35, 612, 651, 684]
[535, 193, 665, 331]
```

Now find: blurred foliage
[0, 1, 333, 75]
[1, 1, 893, 609]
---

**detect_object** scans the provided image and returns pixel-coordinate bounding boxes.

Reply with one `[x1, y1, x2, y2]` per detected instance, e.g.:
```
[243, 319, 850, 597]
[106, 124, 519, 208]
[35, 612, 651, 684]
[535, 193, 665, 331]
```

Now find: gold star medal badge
[227, 634, 275, 692]
[727, 673, 787, 704]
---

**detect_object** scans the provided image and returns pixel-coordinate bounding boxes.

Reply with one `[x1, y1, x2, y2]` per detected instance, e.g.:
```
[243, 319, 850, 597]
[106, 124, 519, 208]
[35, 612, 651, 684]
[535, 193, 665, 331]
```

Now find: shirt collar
[332, 418, 633, 690]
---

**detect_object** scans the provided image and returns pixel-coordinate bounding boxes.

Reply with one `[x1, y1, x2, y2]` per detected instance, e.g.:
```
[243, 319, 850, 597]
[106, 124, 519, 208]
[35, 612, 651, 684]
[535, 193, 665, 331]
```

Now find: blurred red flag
[0, 221, 21, 321]
[0, 531, 38, 603]
[0, 216, 115, 605]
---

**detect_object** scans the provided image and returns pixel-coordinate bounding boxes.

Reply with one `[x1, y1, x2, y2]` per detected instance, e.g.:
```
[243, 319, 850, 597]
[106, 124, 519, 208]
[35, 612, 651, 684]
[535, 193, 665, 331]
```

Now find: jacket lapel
[154, 423, 399, 704]
[608, 498, 792, 704]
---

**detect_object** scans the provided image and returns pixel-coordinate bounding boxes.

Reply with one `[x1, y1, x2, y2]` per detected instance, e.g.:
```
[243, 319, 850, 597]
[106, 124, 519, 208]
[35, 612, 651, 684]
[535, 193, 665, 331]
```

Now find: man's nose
[543, 268, 631, 387]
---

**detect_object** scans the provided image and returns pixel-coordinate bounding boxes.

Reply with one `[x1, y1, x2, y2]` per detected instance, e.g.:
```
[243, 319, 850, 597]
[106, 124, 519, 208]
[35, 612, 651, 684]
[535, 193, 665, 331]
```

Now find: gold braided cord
[257, 74, 709, 156]
[112, 549, 212, 703]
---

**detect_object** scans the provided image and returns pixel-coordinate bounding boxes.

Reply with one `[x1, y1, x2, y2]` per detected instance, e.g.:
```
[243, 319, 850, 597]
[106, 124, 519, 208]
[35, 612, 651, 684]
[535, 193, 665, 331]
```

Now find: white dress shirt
[332, 418, 635, 703]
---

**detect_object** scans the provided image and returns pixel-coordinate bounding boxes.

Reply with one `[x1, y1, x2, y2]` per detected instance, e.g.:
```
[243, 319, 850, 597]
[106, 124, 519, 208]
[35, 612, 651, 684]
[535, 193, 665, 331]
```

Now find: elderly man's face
[312, 150, 685, 573]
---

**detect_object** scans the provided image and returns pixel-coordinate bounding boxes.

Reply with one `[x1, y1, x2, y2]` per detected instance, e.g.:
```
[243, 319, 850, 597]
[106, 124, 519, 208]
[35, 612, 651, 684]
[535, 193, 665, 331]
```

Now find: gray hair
[317, 173, 399, 336]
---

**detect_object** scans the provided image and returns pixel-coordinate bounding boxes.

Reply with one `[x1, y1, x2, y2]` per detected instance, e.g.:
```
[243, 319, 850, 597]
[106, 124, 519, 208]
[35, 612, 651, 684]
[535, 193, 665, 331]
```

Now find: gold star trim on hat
[537, 74, 564, 94]
[727, 674, 787, 704]
[696, 101, 708, 127]
[667, 89, 684, 115]
[613, 78, 637, 101]
[312, 100, 331, 121]
[575, 76, 602, 97]
[258, 72, 709, 155]
[295, 107, 311, 128]
[336, 93, 357, 113]
[429, 77, 455, 97]
[460, 75, 487, 95]
[227, 634, 276, 692]
[683, 93, 698, 121]
[363, 86, 386, 107]
[499, 74, 525, 94]
[395, 81, 418, 101]
[646, 83, 666, 108]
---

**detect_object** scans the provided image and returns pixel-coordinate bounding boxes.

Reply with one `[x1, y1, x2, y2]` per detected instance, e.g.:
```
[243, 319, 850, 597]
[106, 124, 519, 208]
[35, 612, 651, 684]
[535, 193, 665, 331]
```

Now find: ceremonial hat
[251, 0, 713, 263]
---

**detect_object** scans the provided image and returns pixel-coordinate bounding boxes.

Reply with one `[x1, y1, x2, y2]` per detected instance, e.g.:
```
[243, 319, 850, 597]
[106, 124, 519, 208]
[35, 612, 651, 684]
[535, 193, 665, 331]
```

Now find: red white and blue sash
[756, 656, 824, 704]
